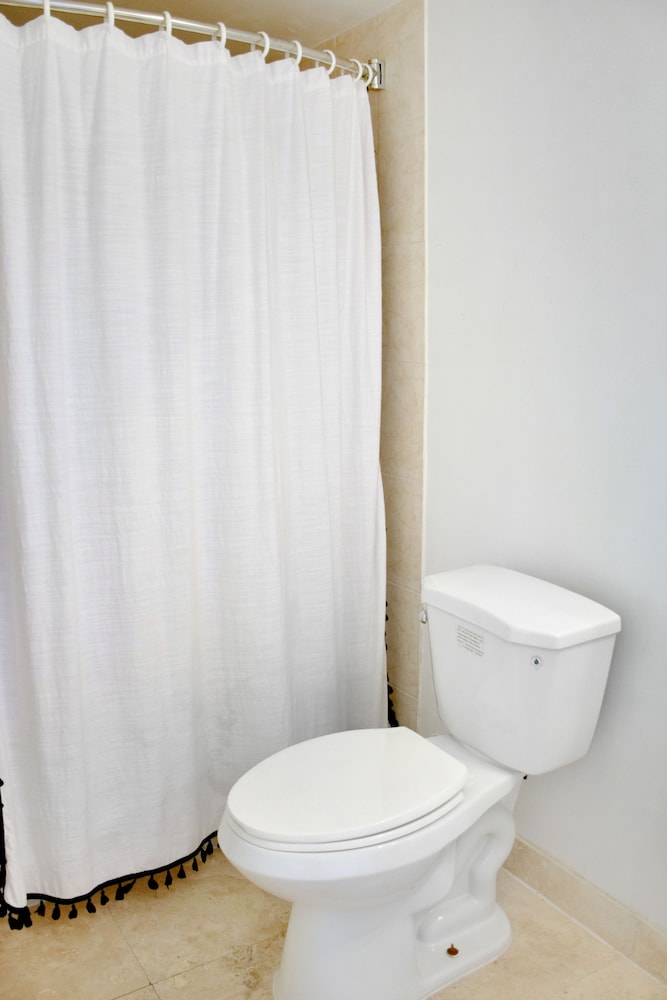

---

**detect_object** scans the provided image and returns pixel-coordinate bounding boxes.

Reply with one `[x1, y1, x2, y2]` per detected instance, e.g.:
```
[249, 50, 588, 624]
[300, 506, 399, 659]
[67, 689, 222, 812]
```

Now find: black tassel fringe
[386, 600, 399, 727]
[0, 825, 218, 931]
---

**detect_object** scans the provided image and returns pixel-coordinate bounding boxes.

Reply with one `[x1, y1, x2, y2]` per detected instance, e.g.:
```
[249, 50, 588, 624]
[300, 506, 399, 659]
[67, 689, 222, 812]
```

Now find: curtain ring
[162, 11, 172, 34]
[105, 2, 114, 28]
[322, 50, 336, 76]
[290, 40, 303, 66]
[350, 58, 363, 82]
[216, 21, 227, 47]
[256, 30, 270, 58]
[363, 63, 373, 85]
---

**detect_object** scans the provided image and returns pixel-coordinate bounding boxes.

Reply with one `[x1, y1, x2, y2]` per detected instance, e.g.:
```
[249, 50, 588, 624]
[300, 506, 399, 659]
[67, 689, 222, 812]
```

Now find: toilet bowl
[219, 566, 621, 1000]
[219, 728, 522, 1000]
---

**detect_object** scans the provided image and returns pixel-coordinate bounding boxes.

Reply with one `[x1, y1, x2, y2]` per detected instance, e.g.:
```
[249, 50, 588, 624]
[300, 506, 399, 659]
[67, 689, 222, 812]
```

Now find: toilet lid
[226, 727, 468, 846]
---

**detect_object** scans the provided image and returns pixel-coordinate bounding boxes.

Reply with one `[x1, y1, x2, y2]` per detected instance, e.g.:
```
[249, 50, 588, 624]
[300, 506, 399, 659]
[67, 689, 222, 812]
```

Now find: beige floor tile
[0, 905, 149, 1000]
[110, 849, 289, 984]
[431, 872, 616, 1000]
[153, 933, 283, 1000]
[3, 855, 662, 1000]
[550, 956, 667, 999]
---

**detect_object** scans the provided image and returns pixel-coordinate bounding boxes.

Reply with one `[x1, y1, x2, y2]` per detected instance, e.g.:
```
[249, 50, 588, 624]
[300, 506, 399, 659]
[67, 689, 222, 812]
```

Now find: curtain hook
[216, 21, 227, 48]
[105, 2, 115, 28]
[161, 11, 172, 35]
[256, 30, 270, 59]
[322, 50, 336, 76]
[350, 58, 363, 82]
[290, 40, 303, 66]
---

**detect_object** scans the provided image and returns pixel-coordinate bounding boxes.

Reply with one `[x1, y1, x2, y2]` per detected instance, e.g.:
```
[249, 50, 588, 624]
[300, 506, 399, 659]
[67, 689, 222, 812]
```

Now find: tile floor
[1, 849, 665, 1000]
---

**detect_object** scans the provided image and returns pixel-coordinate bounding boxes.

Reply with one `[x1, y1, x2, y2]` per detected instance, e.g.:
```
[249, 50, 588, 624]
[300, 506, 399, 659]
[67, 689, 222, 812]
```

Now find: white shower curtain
[0, 13, 385, 920]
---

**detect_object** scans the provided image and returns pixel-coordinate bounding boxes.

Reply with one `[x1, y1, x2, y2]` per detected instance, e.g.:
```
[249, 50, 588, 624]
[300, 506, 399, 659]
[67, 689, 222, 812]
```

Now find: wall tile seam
[381, 470, 425, 489]
[386, 577, 421, 588]
[386, 580, 422, 598]
[387, 677, 416, 701]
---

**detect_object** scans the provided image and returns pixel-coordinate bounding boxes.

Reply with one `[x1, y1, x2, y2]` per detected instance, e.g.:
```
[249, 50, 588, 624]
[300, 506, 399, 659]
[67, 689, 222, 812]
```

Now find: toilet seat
[226, 727, 468, 853]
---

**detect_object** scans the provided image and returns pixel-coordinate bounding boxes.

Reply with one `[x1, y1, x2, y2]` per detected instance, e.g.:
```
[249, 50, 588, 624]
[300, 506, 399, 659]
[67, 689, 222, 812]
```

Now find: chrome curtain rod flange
[0, 0, 383, 87]
[367, 59, 385, 90]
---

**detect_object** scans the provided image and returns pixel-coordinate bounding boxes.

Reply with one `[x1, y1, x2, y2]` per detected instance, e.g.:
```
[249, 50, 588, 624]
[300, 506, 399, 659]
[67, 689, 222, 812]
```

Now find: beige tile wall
[330, 0, 426, 730]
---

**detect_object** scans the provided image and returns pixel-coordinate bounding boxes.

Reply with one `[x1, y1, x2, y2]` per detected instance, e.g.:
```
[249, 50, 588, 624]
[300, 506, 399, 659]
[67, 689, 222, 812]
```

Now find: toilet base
[414, 903, 512, 996]
[270, 803, 516, 1000]
[272, 901, 512, 1000]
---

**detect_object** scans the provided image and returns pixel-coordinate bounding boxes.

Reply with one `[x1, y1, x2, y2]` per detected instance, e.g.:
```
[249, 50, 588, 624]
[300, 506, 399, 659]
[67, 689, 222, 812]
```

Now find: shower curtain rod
[0, 0, 381, 86]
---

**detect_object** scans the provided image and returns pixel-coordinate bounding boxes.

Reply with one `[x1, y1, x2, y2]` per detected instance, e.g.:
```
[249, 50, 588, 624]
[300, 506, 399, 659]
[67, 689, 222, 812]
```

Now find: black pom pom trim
[1, 828, 218, 929]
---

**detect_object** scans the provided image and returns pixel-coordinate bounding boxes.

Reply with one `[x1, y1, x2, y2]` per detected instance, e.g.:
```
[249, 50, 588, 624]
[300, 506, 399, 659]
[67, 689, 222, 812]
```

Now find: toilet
[218, 565, 621, 1000]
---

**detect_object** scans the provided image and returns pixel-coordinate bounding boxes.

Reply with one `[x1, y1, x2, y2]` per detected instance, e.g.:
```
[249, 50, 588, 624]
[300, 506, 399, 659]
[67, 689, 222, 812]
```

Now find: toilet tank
[421, 566, 621, 775]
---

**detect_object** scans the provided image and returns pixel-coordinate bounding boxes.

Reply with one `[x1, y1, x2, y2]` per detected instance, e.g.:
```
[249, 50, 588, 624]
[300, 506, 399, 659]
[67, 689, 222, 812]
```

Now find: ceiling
[2, 0, 397, 46]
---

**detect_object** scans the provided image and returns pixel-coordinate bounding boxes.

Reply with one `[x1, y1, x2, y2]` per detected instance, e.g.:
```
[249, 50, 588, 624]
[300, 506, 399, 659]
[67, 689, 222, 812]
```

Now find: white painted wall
[424, 0, 667, 931]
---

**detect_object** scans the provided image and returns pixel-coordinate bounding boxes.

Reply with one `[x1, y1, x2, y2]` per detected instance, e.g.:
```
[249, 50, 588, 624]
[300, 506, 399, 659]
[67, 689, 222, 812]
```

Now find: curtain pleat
[0, 13, 385, 911]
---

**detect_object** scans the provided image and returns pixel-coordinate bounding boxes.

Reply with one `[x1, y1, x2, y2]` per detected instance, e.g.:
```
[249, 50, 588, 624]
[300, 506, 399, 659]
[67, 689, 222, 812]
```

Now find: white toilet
[218, 565, 621, 1000]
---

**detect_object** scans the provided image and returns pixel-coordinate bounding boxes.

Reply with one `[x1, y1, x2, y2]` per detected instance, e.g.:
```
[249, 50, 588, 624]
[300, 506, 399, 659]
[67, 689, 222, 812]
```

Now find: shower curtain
[0, 13, 385, 921]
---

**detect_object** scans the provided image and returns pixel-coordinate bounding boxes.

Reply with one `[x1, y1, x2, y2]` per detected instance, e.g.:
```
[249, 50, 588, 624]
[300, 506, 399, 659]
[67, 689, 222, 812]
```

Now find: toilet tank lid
[422, 566, 621, 649]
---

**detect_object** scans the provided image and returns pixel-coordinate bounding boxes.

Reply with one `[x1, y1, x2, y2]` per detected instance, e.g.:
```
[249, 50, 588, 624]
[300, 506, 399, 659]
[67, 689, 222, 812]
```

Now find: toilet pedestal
[274, 904, 512, 1000]
[272, 804, 516, 1000]
[274, 902, 429, 1000]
